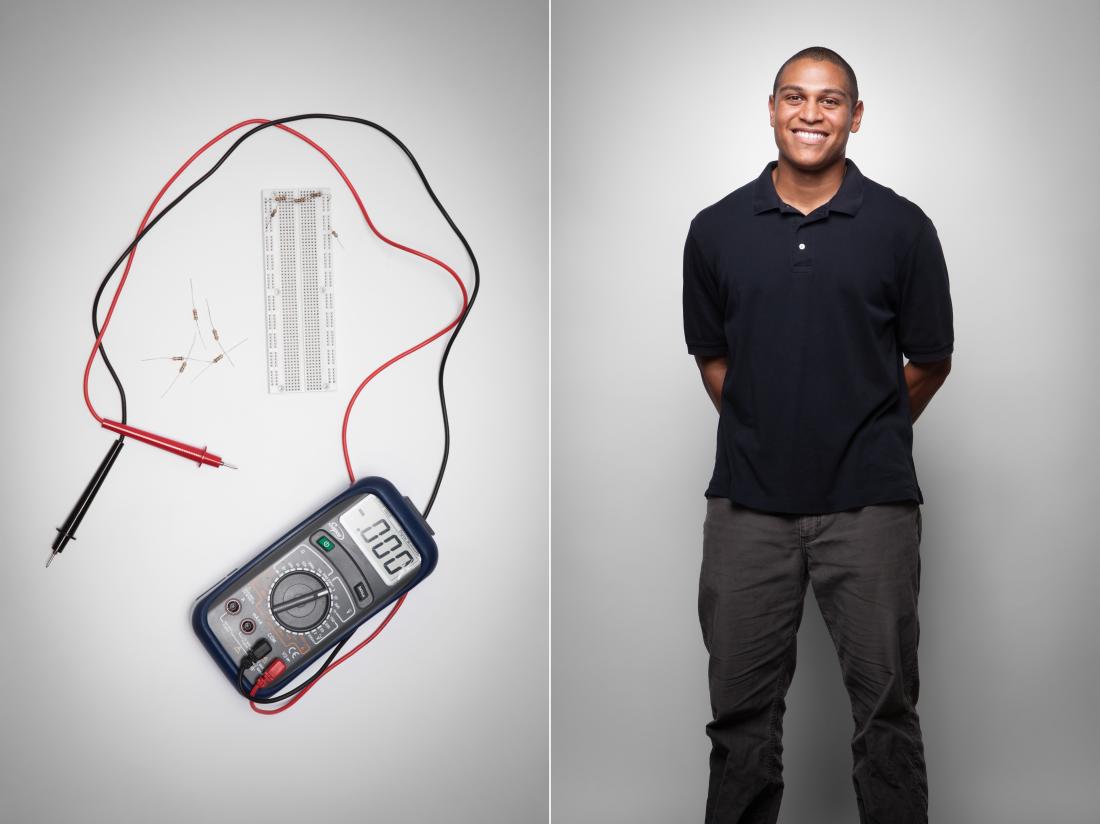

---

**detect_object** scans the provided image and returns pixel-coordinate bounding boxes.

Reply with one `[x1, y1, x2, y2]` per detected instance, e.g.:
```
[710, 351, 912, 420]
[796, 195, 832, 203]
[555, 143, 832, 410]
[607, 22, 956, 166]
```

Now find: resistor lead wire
[72, 115, 480, 713]
[86, 114, 478, 514]
[190, 278, 206, 349]
[190, 338, 247, 384]
[161, 333, 196, 398]
[205, 299, 233, 366]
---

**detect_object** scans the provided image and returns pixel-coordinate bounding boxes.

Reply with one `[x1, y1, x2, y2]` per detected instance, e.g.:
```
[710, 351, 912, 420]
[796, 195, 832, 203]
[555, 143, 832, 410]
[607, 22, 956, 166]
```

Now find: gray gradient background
[553, 1, 1100, 822]
[0, 1, 546, 823]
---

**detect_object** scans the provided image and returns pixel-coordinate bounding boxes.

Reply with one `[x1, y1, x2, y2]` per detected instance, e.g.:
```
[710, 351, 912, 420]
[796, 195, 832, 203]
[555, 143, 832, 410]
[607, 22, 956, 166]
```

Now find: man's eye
[787, 95, 801, 102]
[824, 98, 838, 105]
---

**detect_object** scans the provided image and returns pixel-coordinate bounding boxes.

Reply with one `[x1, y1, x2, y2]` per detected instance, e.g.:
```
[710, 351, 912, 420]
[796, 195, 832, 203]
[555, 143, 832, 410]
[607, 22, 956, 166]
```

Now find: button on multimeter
[193, 478, 437, 698]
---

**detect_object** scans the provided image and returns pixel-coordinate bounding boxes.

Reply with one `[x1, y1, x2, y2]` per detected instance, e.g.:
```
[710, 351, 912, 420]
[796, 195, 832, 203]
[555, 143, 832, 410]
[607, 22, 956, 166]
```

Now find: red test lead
[250, 660, 288, 697]
[100, 419, 237, 469]
[52, 113, 479, 716]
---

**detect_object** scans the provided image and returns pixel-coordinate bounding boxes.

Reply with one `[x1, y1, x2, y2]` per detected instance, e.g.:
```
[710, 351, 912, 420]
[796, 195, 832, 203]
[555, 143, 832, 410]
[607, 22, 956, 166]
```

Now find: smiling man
[682, 47, 953, 824]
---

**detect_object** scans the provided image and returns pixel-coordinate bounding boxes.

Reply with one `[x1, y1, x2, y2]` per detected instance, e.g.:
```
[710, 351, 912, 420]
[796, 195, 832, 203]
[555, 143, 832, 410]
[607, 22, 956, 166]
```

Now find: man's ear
[850, 99, 864, 134]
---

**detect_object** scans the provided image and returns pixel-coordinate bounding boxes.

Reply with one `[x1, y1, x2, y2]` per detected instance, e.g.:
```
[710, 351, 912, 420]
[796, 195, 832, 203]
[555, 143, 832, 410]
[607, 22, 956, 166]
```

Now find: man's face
[768, 58, 863, 171]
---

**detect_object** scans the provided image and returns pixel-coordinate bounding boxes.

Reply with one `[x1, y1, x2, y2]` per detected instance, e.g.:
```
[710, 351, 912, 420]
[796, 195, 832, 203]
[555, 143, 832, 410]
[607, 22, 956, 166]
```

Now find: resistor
[206, 299, 234, 366]
[190, 278, 207, 350]
[191, 338, 247, 384]
[142, 355, 215, 363]
[161, 333, 197, 398]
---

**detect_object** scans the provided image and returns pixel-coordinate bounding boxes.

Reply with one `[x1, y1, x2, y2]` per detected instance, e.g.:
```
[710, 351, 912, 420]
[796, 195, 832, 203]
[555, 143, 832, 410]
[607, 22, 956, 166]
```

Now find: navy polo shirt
[683, 158, 953, 513]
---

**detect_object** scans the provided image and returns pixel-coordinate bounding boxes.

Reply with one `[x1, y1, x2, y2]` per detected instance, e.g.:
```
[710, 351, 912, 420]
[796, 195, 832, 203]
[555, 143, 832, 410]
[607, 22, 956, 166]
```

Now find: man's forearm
[904, 357, 951, 423]
[695, 355, 728, 413]
[694, 354, 948, 420]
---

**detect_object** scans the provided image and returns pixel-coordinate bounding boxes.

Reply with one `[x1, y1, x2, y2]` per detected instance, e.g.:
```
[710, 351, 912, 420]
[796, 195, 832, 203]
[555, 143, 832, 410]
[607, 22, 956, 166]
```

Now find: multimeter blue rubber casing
[191, 476, 438, 699]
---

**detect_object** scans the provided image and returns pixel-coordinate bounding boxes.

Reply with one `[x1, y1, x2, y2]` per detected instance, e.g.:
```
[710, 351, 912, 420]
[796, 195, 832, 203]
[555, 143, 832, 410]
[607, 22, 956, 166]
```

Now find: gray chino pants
[699, 497, 928, 824]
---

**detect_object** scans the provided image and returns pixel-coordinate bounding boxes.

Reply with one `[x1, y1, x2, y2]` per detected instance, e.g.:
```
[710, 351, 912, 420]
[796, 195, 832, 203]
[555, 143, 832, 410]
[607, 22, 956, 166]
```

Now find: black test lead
[52, 113, 480, 715]
[53, 115, 476, 570]
[48, 437, 125, 567]
[48, 422, 237, 567]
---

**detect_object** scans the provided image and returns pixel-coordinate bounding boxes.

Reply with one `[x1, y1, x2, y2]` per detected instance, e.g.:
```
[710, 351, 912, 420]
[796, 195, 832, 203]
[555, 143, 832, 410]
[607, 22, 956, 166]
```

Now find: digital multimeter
[192, 476, 438, 698]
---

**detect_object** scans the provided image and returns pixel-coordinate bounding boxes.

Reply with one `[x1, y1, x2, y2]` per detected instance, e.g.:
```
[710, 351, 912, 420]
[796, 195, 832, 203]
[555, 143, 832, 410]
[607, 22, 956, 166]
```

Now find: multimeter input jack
[240, 619, 256, 634]
[246, 639, 272, 662]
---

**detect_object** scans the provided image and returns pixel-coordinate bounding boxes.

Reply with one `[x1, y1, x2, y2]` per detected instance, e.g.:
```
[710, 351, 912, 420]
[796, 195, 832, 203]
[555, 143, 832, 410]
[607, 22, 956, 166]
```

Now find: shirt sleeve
[683, 225, 728, 356]
[898, 215, 954, 363]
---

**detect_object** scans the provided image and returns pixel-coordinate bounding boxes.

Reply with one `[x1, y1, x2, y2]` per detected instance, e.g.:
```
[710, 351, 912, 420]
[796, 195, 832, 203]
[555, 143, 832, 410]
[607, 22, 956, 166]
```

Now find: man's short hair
[772, 47, 859, 105]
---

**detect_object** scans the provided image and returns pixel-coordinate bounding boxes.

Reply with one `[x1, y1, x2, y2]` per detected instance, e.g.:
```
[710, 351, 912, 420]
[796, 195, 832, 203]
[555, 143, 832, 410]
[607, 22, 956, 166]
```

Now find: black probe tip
[48, 438, 125, 567]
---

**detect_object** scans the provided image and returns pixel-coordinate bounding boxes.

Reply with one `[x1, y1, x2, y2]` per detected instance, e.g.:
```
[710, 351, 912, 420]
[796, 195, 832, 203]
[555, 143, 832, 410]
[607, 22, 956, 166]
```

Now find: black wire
[84, 114, 480, 702]
[90, 114, 480, 516]
[236, 637, 347, 703]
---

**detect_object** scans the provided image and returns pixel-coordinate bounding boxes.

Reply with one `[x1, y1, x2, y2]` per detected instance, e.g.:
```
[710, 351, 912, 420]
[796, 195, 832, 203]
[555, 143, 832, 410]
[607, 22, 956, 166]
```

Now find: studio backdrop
[552, 1, 1100, 822]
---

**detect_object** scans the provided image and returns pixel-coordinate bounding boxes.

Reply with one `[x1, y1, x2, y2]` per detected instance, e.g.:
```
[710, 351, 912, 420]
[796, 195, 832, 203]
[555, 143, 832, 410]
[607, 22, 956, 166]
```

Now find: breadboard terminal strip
[52, 115, 481, 714]
[263, 188, 336, 393]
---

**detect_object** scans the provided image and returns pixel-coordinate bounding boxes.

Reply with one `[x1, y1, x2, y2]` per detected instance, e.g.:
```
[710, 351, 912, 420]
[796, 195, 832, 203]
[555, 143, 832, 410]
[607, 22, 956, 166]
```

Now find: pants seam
[764, 628, 794, 783]
[764, 533, 805, 783]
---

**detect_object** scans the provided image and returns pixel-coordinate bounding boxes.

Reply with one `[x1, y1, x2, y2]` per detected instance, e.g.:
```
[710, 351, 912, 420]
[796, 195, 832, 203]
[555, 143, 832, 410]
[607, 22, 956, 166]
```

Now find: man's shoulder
[860, 170, 933, 230]
[688, 179, 756, 239]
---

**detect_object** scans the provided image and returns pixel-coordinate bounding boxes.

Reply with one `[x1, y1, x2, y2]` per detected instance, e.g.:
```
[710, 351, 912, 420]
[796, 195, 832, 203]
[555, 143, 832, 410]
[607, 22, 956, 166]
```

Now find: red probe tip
[100, 419, 235, 469]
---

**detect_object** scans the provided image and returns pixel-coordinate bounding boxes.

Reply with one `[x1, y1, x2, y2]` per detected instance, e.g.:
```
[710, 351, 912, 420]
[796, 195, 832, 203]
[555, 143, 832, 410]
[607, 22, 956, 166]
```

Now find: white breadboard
[261, 188, 337, 393]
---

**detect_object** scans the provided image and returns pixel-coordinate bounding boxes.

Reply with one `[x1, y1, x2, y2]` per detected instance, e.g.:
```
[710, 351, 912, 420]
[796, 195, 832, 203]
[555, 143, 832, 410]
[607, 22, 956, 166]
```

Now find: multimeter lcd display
[192, 477, 437, 697]
[340, 494, 420, 585]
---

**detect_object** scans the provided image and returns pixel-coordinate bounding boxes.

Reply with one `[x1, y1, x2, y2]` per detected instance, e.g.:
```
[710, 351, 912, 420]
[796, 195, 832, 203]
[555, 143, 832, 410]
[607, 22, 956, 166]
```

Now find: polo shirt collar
[752, 157, 864, 216]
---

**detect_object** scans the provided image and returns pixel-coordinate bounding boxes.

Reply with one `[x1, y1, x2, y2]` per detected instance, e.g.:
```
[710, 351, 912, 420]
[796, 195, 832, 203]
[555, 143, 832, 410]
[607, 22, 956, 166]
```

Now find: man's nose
[801, 101, 822, 122]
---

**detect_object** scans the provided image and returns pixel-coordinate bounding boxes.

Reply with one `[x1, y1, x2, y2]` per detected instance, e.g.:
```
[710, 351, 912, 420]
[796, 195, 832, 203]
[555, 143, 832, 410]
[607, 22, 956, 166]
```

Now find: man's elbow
[910, 354, 951, 383]
[694, 353, 727, 372]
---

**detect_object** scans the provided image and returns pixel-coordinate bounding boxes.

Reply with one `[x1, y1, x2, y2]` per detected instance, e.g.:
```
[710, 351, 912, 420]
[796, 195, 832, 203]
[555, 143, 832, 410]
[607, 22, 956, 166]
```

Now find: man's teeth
[794, 130, 827, 142]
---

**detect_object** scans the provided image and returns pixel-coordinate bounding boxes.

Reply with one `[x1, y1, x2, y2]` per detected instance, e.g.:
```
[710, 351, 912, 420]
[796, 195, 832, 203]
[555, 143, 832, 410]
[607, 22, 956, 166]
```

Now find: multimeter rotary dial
[194, 479, 439, 696]
[269, 570, 332, 632]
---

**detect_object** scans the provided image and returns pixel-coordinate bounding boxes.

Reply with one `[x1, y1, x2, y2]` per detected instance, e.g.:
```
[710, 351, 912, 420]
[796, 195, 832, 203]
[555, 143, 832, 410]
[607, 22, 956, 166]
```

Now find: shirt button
[798, 243, 806, 250]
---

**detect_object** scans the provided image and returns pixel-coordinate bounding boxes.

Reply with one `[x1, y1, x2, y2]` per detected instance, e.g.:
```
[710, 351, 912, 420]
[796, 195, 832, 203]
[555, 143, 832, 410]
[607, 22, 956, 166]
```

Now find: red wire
[249, 592, 408, 713]
[84, 118, 467, 714]
[83, 118, 468, 424]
